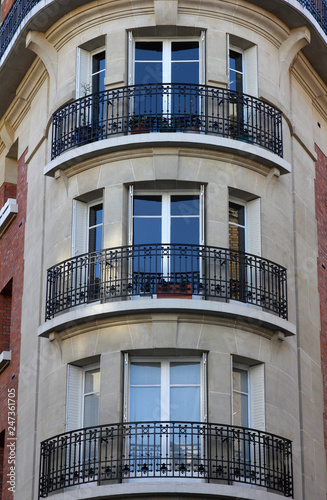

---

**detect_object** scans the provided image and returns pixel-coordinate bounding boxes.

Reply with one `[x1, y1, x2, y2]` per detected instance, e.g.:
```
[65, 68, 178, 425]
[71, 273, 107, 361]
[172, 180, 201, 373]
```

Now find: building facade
[0, 0, 327, 499]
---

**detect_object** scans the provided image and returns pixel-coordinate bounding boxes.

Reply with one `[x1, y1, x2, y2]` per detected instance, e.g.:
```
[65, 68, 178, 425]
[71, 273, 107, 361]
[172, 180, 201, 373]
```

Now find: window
[129, 187, 204, 292]
[77, 47, 105, 97]
[124, 355, 207, 476]
[73, 199, 103, 256]
[129, 37, 204, 123]
[128, 359, 203, 422]
[232, 361, 265, 430]
[232, 361, 265, 478]
[66, 364, 100, 431]
[229, 197, 261, 302]
[228, 40, 258, 97]
[72, 198, 103, 300]
[229, 50, 244, 93]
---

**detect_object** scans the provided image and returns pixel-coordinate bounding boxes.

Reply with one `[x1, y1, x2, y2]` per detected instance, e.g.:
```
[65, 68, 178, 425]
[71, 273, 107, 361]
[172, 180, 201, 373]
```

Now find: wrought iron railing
[39, 421, 293, 498]
[1, 0, 327, 63]
[45, 243, 288, 320]
[51, 83, 283, 159]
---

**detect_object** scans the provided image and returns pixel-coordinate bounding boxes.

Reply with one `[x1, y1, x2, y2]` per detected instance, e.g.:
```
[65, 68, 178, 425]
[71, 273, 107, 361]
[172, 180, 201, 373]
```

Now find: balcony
[39, 420, 293, 498]
[51, 83, 283, 159]
[45, 244, 288, 321]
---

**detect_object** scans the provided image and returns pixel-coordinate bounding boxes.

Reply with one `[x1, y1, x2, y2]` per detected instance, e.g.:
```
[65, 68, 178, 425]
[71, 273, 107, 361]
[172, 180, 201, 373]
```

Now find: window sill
[0, 198, 18, 238]
[0, 350, 11, 374]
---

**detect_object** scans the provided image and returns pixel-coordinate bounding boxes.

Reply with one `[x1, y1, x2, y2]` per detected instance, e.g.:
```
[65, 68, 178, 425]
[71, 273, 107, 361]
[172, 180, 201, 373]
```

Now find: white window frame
[76, 47, 106, 98]
[228, 37, 258, 97]
[229, 46, 244, 93]
[66, 363, 100, 431]
[231, 360, 265, 431]
[129, 187, 204, 247]
[229, 196, 261, 257]
[124, 353, 207, 423]
[128, 33, 205, 86]
[72, 198, 103, 257]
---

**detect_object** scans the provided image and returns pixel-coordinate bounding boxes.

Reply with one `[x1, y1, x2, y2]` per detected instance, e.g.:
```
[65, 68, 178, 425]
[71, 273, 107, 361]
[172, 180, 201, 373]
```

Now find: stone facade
[0, 1, 327, 500]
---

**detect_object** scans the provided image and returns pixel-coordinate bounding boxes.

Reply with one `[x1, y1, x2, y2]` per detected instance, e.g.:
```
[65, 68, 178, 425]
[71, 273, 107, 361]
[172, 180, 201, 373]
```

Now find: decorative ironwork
[1, 0, 327, 63]
[38, 421, 293, 498]
[50, 83, 283, 158]
[45, 243, 288, 320]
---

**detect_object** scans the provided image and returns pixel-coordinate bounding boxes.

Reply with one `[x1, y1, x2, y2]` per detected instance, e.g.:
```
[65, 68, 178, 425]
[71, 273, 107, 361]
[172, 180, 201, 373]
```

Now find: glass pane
[170, 362, 200, 384]
[233, 392, 248, 427]
[85, 369, 100, 394]
[229, 203, 244, 226]
[84, 394, 99, 427]
[233, 368, 248, 393]
[89, 204, 103, 226]
[230, 51, 242, 72]
[172, 61, 199, 85]
[135, 42, 162, 60]
[134, 196, 162, 216]
[170, 387, 200, 421]
[130, 387, 161, 421]
[92, 52, 105, 72]
[135, 62, 163, 86]
[89, 225, 103, 252]
[172, 42, 199, 60]
[171, 196, 199, 216]
[133, 218, 161, 246]
[131, 362, 161, 385]
[171, 218, 199, 245]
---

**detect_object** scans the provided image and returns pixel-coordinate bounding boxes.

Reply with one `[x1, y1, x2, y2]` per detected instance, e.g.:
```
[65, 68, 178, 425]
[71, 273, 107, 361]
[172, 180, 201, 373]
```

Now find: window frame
[66, 362, 100, 432]
[231, 358, 265, 431]
[129, 186, 205, 247]
[128, 35, 205, 86]
[124, 353, 207, 424]
[72, 197, 103, 257]
[76, 46, 106, 98]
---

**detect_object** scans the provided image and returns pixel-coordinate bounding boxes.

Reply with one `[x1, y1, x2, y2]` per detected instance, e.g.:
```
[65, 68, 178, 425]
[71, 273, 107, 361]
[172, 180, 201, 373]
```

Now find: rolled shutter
[244, 45, 258, 97]
[66, 365, 82, 431]
[72, 200, 87, 256]
[250, 363, 265, 431]
[246, 198, 261, 257]
[76, 48, 91, 98]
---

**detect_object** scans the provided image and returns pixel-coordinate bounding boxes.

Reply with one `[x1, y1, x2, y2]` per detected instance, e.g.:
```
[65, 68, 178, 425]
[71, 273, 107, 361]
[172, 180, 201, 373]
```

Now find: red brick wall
[0, 184, 16, 208]
[1, 0, 15, 22]
[0, 149, 27, 500]
[315, 144, 327, 457]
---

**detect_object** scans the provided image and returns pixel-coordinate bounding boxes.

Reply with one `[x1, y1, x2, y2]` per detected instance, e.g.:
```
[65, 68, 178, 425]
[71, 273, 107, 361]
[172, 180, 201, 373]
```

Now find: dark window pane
[134, 196, 162, 216]
[92, 52, 105, 73]
[133, 218, 161, 245]
[89, 204, 103, 226]
[135, 62, 163, 85]
[229, 202, 244, 226]
[172, 61, 199, 84]
[135, 42, 163, 61]
[171, 196, 199, 216]
[171, 42, 199, 60]
[230, 50, 242, 72]
[89, 226, 103, 252]
[171, 218, 199, 245]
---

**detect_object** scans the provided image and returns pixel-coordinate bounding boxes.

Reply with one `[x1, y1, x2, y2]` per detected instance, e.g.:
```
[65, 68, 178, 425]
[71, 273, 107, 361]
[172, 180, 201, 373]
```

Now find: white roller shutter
[72, 199, 87, 256]
[246, 198, 261, 257]
[250, 363, 265, 431]
[76, 48, 91, 98]
[244, 45, 258, 97]
[66, 365, 82, 431]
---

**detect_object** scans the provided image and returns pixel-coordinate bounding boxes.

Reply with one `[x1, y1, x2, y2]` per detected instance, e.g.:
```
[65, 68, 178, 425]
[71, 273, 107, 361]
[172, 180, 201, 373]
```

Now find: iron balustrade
[39, 421, 293, 498]
[51, 83, 283, 159]
[45, 243, 288, 320]
[1, 0, 327, 63]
